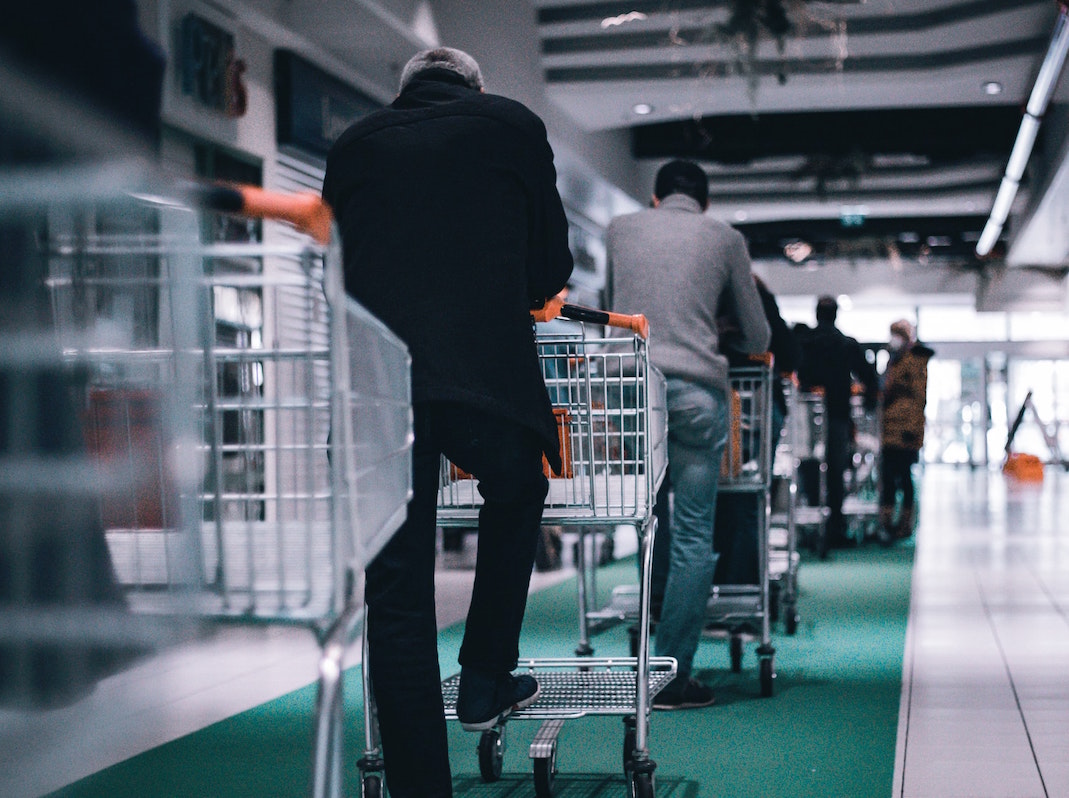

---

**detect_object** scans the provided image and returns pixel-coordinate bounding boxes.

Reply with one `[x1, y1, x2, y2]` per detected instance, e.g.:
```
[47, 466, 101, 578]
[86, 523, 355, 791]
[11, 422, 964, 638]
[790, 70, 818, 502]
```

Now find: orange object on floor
[1002, 452, 1044, 482]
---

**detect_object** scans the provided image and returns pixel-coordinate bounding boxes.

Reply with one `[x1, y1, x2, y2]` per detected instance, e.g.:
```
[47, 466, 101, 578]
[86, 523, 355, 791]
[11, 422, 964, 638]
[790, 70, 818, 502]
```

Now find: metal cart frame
[702, 360, 778, 697]
[33, 185, 412, 798]
[768, 377, 802, 636]
[842, 392, 882, 542]
[790, 389, 831, 558]
[413, 311, 672, 798]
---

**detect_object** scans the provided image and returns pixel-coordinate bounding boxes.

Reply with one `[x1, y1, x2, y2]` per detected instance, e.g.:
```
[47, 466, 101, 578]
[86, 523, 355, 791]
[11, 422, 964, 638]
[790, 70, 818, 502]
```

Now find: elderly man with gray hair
[323, 47, 573, 797]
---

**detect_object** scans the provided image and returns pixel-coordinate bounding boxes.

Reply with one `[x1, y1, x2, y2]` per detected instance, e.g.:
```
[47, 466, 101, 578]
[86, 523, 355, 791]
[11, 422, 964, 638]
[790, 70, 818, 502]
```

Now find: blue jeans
[654, 379, 729, 680]
[365, 402, 548, 798]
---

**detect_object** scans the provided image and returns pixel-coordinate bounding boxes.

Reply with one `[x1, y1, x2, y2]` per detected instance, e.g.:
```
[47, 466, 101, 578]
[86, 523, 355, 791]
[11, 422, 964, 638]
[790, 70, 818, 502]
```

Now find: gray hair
[398, 47, 484, 92]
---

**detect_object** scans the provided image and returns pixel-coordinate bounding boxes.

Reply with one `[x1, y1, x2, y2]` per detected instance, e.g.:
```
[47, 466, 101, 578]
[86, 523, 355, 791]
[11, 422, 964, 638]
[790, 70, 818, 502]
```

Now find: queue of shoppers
[320, 44, 933, 795]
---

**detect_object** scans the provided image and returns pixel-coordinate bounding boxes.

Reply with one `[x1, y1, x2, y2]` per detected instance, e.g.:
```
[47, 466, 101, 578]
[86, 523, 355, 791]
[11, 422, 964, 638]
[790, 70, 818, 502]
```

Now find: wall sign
[275, 50, 382, 158]
[179, 13, 247, 117]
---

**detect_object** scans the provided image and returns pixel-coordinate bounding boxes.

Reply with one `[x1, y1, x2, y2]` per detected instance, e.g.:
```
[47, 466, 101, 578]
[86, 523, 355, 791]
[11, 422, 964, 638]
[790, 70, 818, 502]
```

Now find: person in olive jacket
[322, 48, 573, 798]
[878, 319, 934, 545]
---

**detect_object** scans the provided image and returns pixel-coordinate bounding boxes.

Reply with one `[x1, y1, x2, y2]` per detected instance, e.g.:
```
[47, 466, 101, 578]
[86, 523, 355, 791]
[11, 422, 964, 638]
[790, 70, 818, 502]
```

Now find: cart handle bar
[193, 183, 334, 245]
[532, 298, 649, 339]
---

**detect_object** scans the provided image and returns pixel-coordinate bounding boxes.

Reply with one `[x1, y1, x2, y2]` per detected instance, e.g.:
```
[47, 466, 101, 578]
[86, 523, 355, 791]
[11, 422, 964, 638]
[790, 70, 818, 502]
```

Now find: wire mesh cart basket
[842, 391, 882, 542]
[790, 389, 831, 559]
[768, 377, 802, 636]
[32, 185, 412, 798]
[428, 305, 673, 798]
[702, 358, 778, 697]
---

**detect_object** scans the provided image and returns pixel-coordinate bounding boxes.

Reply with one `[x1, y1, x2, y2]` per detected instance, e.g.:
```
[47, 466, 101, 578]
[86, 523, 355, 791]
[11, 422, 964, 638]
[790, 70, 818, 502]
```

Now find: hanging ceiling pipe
[976, 1, 1069, 257]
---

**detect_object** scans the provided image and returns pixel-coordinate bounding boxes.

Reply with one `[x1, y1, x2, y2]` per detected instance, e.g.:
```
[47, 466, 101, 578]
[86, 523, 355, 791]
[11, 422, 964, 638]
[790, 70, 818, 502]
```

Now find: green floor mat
[50, 543, 913, 798]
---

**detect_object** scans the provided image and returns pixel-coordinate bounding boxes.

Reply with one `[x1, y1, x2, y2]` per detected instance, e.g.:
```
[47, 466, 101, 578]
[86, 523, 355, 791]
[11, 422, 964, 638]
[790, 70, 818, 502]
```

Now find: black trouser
[880, 445, 917, 510]
[364, 401, 548, 798]
[825, 417, 852, 538]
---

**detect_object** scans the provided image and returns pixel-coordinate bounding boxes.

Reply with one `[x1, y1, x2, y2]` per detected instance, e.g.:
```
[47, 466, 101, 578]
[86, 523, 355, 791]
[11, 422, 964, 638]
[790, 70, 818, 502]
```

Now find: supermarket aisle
[894, 466, 1069, 798]
[5, 466, 1069, 797]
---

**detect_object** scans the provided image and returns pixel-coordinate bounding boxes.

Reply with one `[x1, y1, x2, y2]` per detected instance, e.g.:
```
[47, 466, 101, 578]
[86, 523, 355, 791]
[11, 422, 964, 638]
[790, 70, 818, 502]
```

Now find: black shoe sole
[458, 686, 541, 731]
[653, 697, 717, 710]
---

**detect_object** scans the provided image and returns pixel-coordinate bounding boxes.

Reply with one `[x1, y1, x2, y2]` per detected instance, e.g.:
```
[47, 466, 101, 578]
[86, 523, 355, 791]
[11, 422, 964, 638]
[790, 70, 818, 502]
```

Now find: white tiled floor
[894, 466, 1069, 798]
[4, 466, 1069, 798]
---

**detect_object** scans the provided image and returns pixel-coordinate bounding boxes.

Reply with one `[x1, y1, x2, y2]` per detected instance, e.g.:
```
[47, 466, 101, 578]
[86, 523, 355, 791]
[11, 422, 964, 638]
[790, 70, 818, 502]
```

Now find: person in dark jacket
[714, 275, 801, 586]
[795, 295, 879, 548]
[878, 319, 934, 545]
[322, 47, 573, 798]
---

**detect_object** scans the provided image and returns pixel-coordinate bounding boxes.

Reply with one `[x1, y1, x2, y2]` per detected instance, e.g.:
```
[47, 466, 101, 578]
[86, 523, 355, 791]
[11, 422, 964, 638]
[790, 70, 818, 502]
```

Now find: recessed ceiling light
[983, 81, 1003, 95]
[784, 240, 812, 263]
[602, 11, 648, 28]
[632, 103, 653, 115]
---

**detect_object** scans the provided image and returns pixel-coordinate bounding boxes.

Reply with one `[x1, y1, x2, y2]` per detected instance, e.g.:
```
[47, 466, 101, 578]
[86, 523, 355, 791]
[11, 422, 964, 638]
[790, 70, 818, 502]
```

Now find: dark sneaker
[653, 677, 716, 710]
[456, 670, 540, 731]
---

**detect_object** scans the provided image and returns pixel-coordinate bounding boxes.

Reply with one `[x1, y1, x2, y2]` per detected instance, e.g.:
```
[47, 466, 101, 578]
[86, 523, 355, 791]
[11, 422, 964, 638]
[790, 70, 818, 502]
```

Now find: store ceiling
[532, 0, 1067, 273]
[236, 0, 1069, 296]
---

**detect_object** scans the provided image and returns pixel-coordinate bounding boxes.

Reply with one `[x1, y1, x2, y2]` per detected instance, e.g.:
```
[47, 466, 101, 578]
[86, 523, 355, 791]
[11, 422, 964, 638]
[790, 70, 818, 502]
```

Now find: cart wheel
[361, 773, 383, 798]
[785, 606, 799, 636]
[629, 770, 655, 798]
[760, 656, 775, 698]
[622, 716, 637, 772]
[729, 634, 744, 673]
[532, 743, 557, 798]
[478, 727, 504, 782]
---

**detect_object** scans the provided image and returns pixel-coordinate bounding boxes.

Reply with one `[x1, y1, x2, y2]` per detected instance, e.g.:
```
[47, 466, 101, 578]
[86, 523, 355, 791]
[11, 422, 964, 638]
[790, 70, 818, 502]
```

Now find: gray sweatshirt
[606, 193, 771, 393]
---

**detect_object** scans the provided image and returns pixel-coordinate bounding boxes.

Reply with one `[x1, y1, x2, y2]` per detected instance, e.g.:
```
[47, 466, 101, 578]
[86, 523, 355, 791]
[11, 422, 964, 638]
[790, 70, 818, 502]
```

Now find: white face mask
[889, 334, 907, 352]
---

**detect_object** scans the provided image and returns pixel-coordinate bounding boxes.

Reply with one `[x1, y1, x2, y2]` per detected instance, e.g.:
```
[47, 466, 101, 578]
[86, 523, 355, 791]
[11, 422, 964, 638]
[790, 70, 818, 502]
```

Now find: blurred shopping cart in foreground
[2, 180, 412, 798]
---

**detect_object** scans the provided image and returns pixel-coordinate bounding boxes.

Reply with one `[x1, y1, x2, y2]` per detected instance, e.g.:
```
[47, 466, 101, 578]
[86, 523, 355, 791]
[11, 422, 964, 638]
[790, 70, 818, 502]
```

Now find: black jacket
[796, 320, 879, 421]
[722, 280, 801, 417]
[322, 72, 573, 466]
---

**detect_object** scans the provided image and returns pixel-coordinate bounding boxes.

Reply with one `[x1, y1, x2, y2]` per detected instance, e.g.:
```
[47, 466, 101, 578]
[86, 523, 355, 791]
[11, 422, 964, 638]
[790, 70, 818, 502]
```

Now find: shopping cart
[37, 184, 412, 798]
[768, 377, 802, 636]
[790, 389, 831, 558]
[842, 391, 881, 542]
[425, 301, 673, 798]
[703, 357, 778, 697]
[1, 180, 209, 719]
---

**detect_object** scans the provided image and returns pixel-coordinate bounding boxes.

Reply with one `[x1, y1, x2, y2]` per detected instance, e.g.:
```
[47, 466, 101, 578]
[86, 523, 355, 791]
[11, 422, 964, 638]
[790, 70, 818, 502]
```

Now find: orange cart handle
[193, 183, 334, 245]
[530, 295, 649, 338]
[749, 352, 774, 368]
[559, 304, 649, 339]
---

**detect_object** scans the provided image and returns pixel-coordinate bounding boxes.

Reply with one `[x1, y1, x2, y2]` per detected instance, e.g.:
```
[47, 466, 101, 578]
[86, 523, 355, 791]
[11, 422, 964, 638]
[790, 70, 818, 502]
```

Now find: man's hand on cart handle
[530, 291, 567, 323]
[531, 294, 650, 339]
[189, 183, 334, 245]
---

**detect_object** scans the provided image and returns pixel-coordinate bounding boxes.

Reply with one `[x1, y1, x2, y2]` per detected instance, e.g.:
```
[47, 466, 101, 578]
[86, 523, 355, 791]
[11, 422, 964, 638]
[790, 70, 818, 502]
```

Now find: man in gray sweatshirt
[607, 160, 770, 708]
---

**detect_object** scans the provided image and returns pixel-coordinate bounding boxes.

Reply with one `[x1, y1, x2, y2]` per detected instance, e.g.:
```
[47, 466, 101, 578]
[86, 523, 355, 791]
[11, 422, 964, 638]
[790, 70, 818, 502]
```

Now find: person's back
[797, 319, 869, 420]
[608, 198, 766, 392]
[795, 295, 877, 548]
[324, 69, 571, 447]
